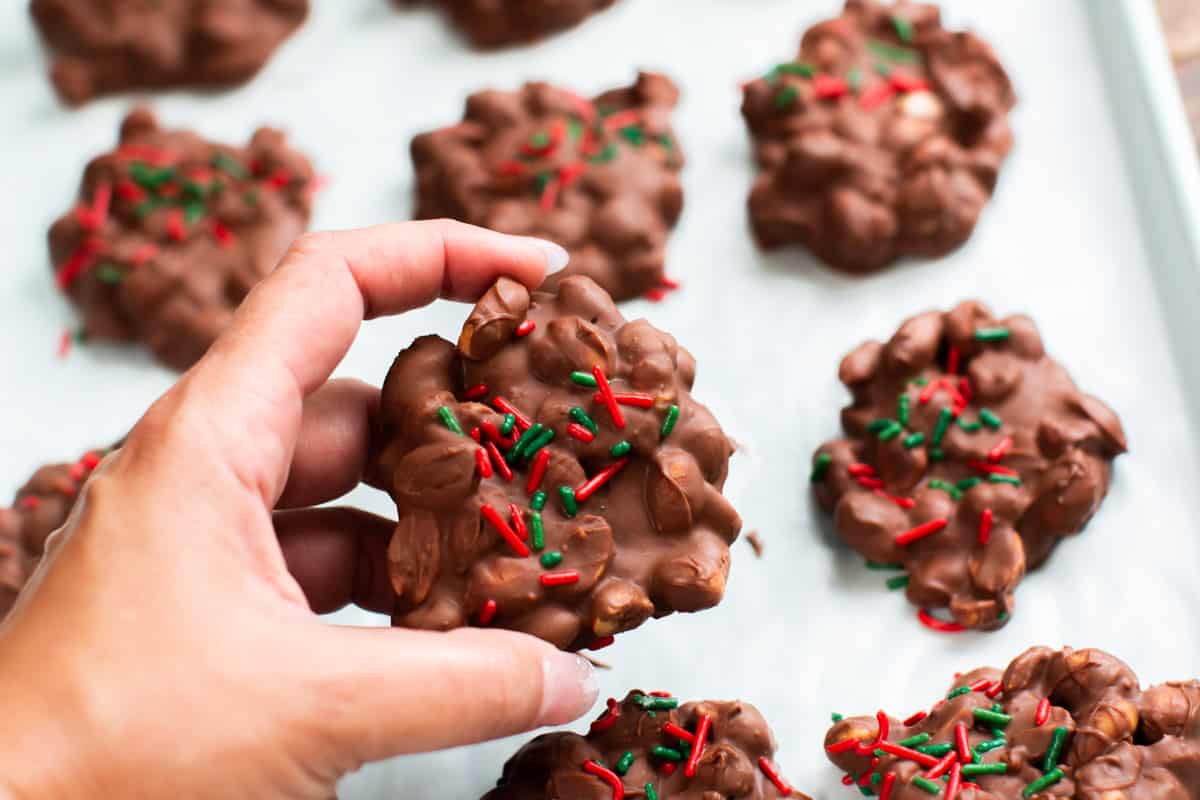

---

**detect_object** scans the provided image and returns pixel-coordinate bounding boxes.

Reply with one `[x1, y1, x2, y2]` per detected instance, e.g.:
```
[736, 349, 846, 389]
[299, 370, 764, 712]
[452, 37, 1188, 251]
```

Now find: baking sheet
[1, 1, 1199, 797]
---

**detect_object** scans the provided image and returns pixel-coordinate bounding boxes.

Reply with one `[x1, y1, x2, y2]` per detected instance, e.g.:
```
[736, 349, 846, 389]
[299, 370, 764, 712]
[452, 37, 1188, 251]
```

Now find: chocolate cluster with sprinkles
[0, 445, 115, 620]
[48, 107, 316, 371]
[740, 0, 1016, 273]
[30, 0, 309, 106]
[411, 71, 685, 302]
[372, 275, 741, 650]
[483, 690, 807, 799]
[396, 0, 616, 49]
[825, 646, 1200, 799]
[811, 301, 1126, 631]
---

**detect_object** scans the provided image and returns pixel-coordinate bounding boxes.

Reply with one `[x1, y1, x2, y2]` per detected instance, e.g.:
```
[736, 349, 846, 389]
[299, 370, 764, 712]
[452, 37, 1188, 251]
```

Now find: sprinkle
[531, 511, 545, 551]
[944, 762, 962, 800]
[527, 448, 551, 494]
[889, 71, 930, 93]
[918, 609, 965, 633]
[917, 743, 954, 757]
[848, 463, 877, 477]
[576, 458, 629, 502]
[979, 408, 1002, 430]
[945, 347, 961, 376]
[899, 733, 931, 748]
[540, 551, 563, 568]
[874, 741, 939, 768]
[903, 711, 928, 726]
[603, 392, 655, 408]
[478, 599, 497, 625]
[912, 776, 942, 794]
[879, 772, 897, 800]
[475, 448, 493, 478]
[589, 636, 615, 650]
[773, 61, 815, 79]
[969, 678, 992, 692]
[540, 570, 579, 587]
[531, 490, 547, 511]
[493, 397, 532, 430]
[877, 491, 916, 509]
[886, 574, 910, 590]
[500, 413, 517, 436]
[930, 449, 944, 461]
[665, 722, 697, 742]
[571, 370, 599, 388]
[773, 84, 800, 110]
[896, 518, 948, 546]
[867, 419, 892, 433]
[928, 479, 961, 501]
[611, 441, 631, 458]
[1043, 726, 1068, 772]
[892, 14, 914, 42]
[875, 711, 890, 745]
[858, 476, 884, 490]
[924, 752, 956, 779]
[485, 442, 513, 481]
[897, 394, 912, 426]
[847, 67, 864, 92]
[651, 746, 683, 761]
[559, 486, 578, 517]
[962, 763, 1007, 777]
[508, 503, 528, 541]
[523, 428, 556, 460]
[988, 474, 1022, 486]
[879, 421, 903, 441]
[166, 208, 186, 241]
[568, 423, 596, 443]
[437, 405, 463, 434]
[814, 74, 849, 99]
[946, 686, 971, 700]
[592, 367, 626, 429]
[95, 263, 124, 285]
[932, 407, 953, 445]
[644, 784, 658, 800]
[684, 714, 712, 778]
[953, 723, 973, 763]
[831, 713, 845, 723]
[615, 751, 635, 776]
[1022, 768, 1063, 798]
[568, 409, 600, 438]
[583, 760, 625, 800]
[966, 460, 1018, 476]
[481, 504, 529, 557]
[811, 453, 833, 482]
[987, 437, 1013, 462]
[590, 698, 621, 733]
[955, 477, 981, 492]
[860, 81, 895, 110]
[974, 328, 1011, 342]
[508, 423, 546, 462]
[660, 404, 680, 439]
[986, 683, 1005, 699]
[538, 177, 560, 211]
[978, 509, 994, 546]
[1034, 698, 1051, 727]
[866, 561, 904, 571]
[758, 758, 793, 795]
[826, 738, 863, 755]
[973, 708, 1011, 727]
[515, 320, 536, 337]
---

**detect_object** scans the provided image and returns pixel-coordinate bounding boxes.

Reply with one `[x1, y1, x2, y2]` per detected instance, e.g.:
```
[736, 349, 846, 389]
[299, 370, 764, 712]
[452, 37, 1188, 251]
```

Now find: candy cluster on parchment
[49, 107, 315, 372]
[824, 646, 1200, 800]
[372, 276, 741, 651]
[741, 0, 1016, 273]
[395, 0, 616, 49]
[30, 0, 309, 106]
[811, 302, 1126, 631]
[483, 690, 808, 800]
[412, 72, 685, 302]
[0, 447, 111, 619]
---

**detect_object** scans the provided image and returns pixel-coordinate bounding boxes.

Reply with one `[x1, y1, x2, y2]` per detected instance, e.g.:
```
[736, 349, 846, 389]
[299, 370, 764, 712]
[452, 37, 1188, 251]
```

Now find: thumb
[314, 626, 598, 762]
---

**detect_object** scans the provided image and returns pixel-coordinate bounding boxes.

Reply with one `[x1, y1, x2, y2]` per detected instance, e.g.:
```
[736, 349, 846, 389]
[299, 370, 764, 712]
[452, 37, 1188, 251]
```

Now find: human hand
[0, 220, 596, 799]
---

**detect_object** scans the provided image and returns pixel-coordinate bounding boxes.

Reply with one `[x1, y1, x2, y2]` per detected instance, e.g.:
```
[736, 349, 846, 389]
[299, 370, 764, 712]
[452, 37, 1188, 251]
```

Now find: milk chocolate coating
[48, 107, 315, 372]
[0, 448, 110, 619]
[741, 0, 1015, 273]
[485, 690, 809, 799]
[411, 72, 685, 301]
[373, 276, 741, 650]
[812, 302, 1126, 630]
[825, 646, 1200, 799]
[29, 0, 308, 106]
[397, 0, 616, 49]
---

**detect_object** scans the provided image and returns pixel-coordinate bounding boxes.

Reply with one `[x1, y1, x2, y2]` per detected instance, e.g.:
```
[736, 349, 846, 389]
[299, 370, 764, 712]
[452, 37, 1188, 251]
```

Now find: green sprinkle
[865, 560, 904, 571]
[570, 371, 598, 388]
[658, 134, 673, 150]
[508, 423, 545, 462]
[773, 84, 799, 110]
[559, 486, 578, 517]
[980, 408, 1002, 430]
[211, 152, 248, 179]
[847, 67, 864, 91]
[932, 407, 953, 445]
[184, 201, 206, 224]
[898, 394, 911, 426]
[650, 745, 683, 760]
[587, 143, 619, 164]
[930, 448, 945, 461]
[903, 432, 925, 449]
[974, 738, 1007, 754]
[956, 477, 982, 492]
[871, 773, 882, 785]
[912, 776, 941, 795]
[437, 405, 464, 434]
[898, 733, 931, 747]
[988, 474, 1022, 486]
[811, 452, 833, 483]
[531, 490, 547, 511]
[867, 38, 920, 64]
[95, 263, 124, 285]
[661, 404, 680, 439]
[867, 418, 893, 433]
[962, 763, 1008, 777]
[973, 708, 1012, 727]
[917, 743, 955, 757]
[886, 574, 910, 591]
[879, 421, 903, 441]
[529, 131, 550, 149]
[776, 61, 815, 78]
[531, 511, 545, 551]
[859, 786, 876, 797]
[134, 197, 169, 218]
[928, 479, 962, 501]
[974, 327, 1012, 342]
[832, 712, 844, 722]
[613, 751, 634, 774]
[540, 551, 563, 568]
[958, 418, 983, 432]
[129, 162, 176, 190]
[645, 784, 659, 800]
[619, 125, 645, 146]
[524, 428, 556, 458]
[1043, 726, 1068, 772]
[1022, 768, 1064, 798]
[946, 686, 972, 700]
[911, 376, 929, 386]
[500, 413, 517, 436]
[533, 171, 553, 193]
[567, 118, 584, 142]
[638, 696, 679, 711]
[892, 15, 914, 43]
[611, 441, 632, 458]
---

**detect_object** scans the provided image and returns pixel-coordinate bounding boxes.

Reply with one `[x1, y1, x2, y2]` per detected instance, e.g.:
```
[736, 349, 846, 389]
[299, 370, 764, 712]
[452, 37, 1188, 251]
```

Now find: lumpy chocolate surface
[373, 276, 741, 651]
[30, 0, 308, 106]
[811, 302, 1125, 630]
[825, 646, 1200, 799]
[412, 72, 685, 302]
[398, 0, 616, 49]
[485, 690, 808, 799]
[48, 107, 315, 372]
[741, 0, 1015, 273]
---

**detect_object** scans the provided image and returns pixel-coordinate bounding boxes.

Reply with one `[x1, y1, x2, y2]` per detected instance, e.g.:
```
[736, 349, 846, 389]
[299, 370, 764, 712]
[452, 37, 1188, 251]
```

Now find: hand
[0, 220, 595, 799]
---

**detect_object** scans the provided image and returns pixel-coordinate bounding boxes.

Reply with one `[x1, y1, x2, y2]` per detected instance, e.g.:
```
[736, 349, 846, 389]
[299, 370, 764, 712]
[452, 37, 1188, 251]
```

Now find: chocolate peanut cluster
[49, 108, 315, 371]
[811, 302, 1126, 630]
[30, 0, 308, 106]
[741, 0, 1015, 273]
[411, 72, 685, 301]
[397, 0, 616, 49]
[484, 690, 807, 799]
[373, 276, 741, 651]
[825, 646, 1200, 799]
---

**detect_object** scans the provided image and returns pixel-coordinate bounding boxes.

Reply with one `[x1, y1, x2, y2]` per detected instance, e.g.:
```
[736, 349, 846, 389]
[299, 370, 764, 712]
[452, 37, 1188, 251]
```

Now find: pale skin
[0, 220, 597, 799]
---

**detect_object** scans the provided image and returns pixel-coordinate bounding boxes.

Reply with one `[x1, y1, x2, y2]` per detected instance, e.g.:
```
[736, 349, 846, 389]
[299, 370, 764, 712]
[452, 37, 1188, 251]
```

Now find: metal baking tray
[1, 0, 1198, 797]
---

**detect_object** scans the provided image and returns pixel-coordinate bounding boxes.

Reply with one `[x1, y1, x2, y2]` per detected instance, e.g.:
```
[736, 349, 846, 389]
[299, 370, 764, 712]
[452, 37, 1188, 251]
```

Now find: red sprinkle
[56, 329, 74, 359]
[211, 220, 235, 248]
[918, 608, 966, 633]
[587, 635, 615, 651]
[857, 476, 885, 490]
[649, 691, 673, 698]
[890, 71, 930, 93]
[968, 678, 991, 692]
[875, 710, 890, 745]
[945, 761, 963, 800]
[56, 239, 101, 289]
[967, 460, 1018, 477]
[590, 698, 621, 733]
[860, 81, 895, 110]
[684, 713, 712, 778]
[955, 722, 972, 762]
[664, 722, 696, 743]
[575, 458, 629, 502]
[583, 760, 625, 800]
[130, 243, 158, 267]
[896, 518, 948, 546]
[660, 763, 677, 777]
[481, 503, 529, 557]
[559, 161, 587, 189]
[463, 383, 489, 400]
[875, 741, 940, 768]
[1034, 697, 1051, 726]
[814, 74, 849, 99]
[757, 758, 793, 796]
[496, 160, 526, 177]
[267, 169, 292, 190]
[603, 109, 642, 131]
[509, 503, 528, 541]
[644, 288, 668, 302]
[918, 379, 941, 404]
[598, 392, 655, 408]
[492, 397, 532, 430]
[515, 320, 536, 337]
[848, 463, 877, 477]
[17, 496, 40, 510]
[903, 710, 928, 727]
[985, 682, 1005, 699]
[825, 738, 862, 755]
[567, 423, 596, 443]
[526, 448, 550, 495]
[478, 598, 497, 625]
[876, 490, 917, 510]
[978, 508, 994, 546]
[539, 178, 561, 212]
[486, 442, 514, 482]
[958, 377, 973, 403]
[166, 208, 186, 242]
[842, 774, 855, 786]
[987, 436, 1013, 462]
[879, 772, 897, 800]
[471, 427, 481, 443]
[475, 447, 492, 478]
[946, 347, 961, 375]
[540, 570, 580, 587]
[592, 366, 626, 429]
[659, 276, 681, 290]
[857, 760, 879, 786]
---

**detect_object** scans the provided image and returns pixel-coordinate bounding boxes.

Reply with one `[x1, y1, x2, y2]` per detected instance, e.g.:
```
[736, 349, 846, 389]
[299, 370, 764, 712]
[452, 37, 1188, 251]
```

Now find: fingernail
[527, 237, 570, 275]
[539, 652, 599, 725]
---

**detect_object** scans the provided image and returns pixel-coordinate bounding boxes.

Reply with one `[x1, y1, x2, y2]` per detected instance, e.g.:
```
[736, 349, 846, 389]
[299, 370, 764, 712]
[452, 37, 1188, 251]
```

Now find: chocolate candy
[825, 646, 1200, 799]
[741, 0, 1015, 273]
[0, 448, 109, 619]
[484, 690, 807, 799]
[373, 276, 741, 650]
[398, 0, 616, 49]
[811, 302, 1126, 630]
[30, 0, 308, 106]
[48, 107, 315, 372]
[411, 72, 684, 301]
